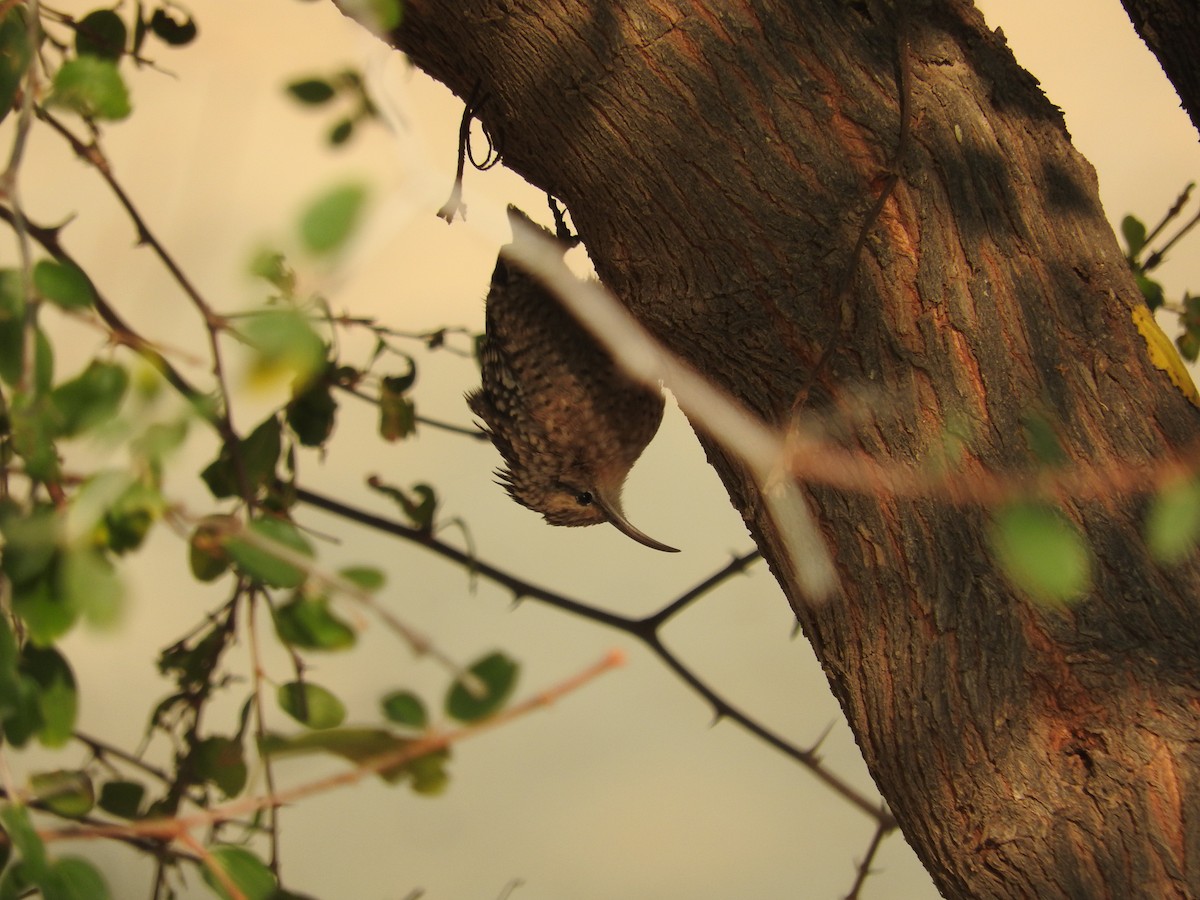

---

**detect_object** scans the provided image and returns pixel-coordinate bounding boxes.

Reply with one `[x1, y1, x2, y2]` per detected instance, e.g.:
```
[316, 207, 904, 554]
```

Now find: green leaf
[0, 805, 47, 883]
[49, 57, 131, 121]
[12, 575, 76, 647]
[259, 728, 413, 783]
[445, 652, 519, 723]
[148, 7, 197, 45]
[9, 391, 62, 482]
[188, 519, 231, 583]
[299, 183, 368, 255]
[102, 480, 163, 555]
[273, 595, 356, 651]
[29, 770, 94, 819]
[201, 415, 282, 500]
[338, 0, 402, 33]
[51, 360, 129, 437]
[1121, 214, 1147, 259]
[338, 566, 384, 591]
[277, 682, 346, 729]
[0, 614, 22, 722]
[286, 78, 335, 104]
[247, 249, 295, 294]
[379, 378, 416, 441]
[34, 256, 94, 309]
[98, 780, 145, 819]
[21, 646, 77, 747]
[41, 856, 111, 900]
[191, 736, 247, 798]
[57, 548, 123, 629]
[1145, 479, 1200, 563]
[381, 691, 426, 729]
[203, 846, 276, 900]
[74, 9, 127, 60]
[989, 503, 1091, 604]
[1135, 272, 1165, 311]
[1, 676, 44, 748]
[369, 479, 436, 529]
[328, 117, 354, 146]
[0, 7, 31, 127]
[286, 379, 337, 447]
[0, 504, 59, 587]
[223, 516, 313, 589]
[243, 309, 325, 392]
[1021, 414, 1067, 466]
[406, 749, 450, 796]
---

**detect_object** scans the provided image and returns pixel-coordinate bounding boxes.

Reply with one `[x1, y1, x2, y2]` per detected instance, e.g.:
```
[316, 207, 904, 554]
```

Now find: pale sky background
[10, 1, 1200, 898]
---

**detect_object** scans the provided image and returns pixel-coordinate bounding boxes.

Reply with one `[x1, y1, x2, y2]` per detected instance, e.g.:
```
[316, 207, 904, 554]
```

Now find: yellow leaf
[1132, 304, 1200, 407]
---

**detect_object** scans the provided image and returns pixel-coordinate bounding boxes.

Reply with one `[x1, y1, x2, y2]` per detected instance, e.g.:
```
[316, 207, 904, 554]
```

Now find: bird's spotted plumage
[466, 207, 676, 551]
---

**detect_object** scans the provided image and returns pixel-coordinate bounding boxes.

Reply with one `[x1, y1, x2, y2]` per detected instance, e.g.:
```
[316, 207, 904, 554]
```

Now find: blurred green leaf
[0, 805, 47, 883]
[57, 547, 123, 629]
[989, 503, 1091, 604]
[406, 748, 450, 796]
[445, 652, 518, 723]
[278, 681, 346, 729]
[1121, 214, 1147, 260]
[338, 0, 402, 32]
[224, 516, 313, 589]
[192, 736, 246, 798]
[1135, 272, 1165, 311]
[381, 690, 426, 729]
[369, 479, 436, 530]
[1145, 479, 1200, 563]
[41, 856, 111, 900]
[0, 7, 32, 127]
[34, 258, 95, 309]
[148, 7, 197, 45]
[102, 480, 163, 555]
[1021, 414, 1067, 467]
[75, 9, 127, 59]
[29, 770, 94, 819]
[21, 646, 77, 747]
[329, 117, 354, 146]
[379, 390, 415, 442]
[51, 360, 129, 437]
[49, 57, 131, 120]
[98, 780, 145, 819]
[273, 594, 356, 651]
[2, 675, 43, 748]
[338, 566, 384, 591]
[9, 391, 61, 482]
[188, 519, 231, 583]
[243, 309, 326, 392]
[203, 846, 276, 900]
[248, 249, 296, 295]
[287, 376, 338, 447]
[12, 575, 76, 647]
[201, 415, 282, 500]
[299, 182, 367, 255]
[0, 614, 22, 722]
[260, 728, 414, 783]
[287, 78, 335, 104]
[0, 504, 59, 586]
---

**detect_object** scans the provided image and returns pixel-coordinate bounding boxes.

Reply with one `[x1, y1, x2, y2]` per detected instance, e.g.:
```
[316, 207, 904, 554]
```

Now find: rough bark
[1121, 0, 1200, 136]
[364, 1, 1200, 896]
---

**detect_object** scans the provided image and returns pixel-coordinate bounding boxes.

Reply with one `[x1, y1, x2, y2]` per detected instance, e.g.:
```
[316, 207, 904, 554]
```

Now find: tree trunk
[1120, 0, 1200, 136]
[365, 1, 1200, 896]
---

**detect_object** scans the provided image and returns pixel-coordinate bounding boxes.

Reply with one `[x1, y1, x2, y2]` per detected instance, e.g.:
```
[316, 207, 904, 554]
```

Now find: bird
[466, 206, 678, 552]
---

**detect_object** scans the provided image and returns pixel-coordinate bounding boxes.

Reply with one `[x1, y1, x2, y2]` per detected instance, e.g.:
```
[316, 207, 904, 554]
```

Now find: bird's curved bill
[594, 488, 679, 553]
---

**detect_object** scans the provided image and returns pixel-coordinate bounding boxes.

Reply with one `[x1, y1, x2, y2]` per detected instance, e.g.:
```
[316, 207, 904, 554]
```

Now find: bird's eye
[575, 491, 594, 507]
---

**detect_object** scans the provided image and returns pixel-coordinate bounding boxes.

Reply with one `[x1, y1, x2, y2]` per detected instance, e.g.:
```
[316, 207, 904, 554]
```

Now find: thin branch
[33, 651, 625, 846]
[294, 486, 892, 824]
[844, 814, 894, 900]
